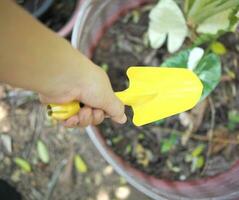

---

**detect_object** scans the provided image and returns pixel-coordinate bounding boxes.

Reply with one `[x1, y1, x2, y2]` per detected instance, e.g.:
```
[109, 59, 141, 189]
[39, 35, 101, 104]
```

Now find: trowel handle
[47, 91, 128, 120]
[47, 102, 80, 120]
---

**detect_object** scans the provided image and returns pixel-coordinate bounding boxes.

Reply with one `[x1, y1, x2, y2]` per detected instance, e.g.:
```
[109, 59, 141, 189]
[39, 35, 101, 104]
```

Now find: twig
[25, 105, 43, 159]
[45, 159, 67, 200]
[160, 128, 239, 145]
[190, 134, 239, 145]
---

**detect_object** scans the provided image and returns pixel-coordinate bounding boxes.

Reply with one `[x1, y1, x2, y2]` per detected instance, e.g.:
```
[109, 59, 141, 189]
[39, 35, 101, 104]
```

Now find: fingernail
[118, 114, 127, 124]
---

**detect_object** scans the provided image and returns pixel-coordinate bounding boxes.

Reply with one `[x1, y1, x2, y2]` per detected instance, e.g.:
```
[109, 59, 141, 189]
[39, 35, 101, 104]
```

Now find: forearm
[0, 0, 92, 96]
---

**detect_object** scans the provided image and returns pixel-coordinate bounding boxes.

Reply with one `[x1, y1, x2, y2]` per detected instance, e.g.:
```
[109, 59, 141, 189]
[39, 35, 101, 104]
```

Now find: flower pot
[72, 0, 239, 199]
[18, 0, 81, 37]
[56, 0, 82, 37]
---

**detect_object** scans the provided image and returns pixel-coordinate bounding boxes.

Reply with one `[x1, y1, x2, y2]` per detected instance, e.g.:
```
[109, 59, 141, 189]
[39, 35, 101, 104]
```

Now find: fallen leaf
[94, 172, 102, 186]
[103, 165, 114, 176]
[0, 134, 12, 153]
[115, 186, 131, 200]
[190, 99, 209, 132]
[14, 157, 31, 173]
[191, 156, 205, 172]
[11, 170, 21, 183]
[74, 154, 88, 173]
[0, 102, 8, 121]
[97, 190, 109, 200]
[134, 144, 153, 167]
[191, 144, 205, 157]
[132, 10, 141, 24]
[210, 127, 229, 155]
[210, 41, 227, 55]
[37, 140, 50, 164]
[101, 63, 109, 72]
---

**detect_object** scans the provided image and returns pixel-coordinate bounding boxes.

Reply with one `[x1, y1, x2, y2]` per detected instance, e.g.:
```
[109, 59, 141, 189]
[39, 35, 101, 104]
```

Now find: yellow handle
[47, 92, 128, 120]
[47, 101, 80, 120]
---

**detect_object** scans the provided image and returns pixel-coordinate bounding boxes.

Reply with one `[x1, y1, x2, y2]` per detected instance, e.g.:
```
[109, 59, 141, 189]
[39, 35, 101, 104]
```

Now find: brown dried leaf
[210, 127, 229, 155]
[191, 99, 209, 132]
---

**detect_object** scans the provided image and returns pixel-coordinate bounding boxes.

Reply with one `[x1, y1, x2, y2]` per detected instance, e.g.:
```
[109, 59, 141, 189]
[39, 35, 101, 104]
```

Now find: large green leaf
[161, 49, 221, 100]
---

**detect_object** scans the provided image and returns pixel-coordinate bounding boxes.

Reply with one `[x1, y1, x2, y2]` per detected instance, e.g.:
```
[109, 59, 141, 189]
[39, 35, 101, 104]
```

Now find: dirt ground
[0, 87, 150, 200]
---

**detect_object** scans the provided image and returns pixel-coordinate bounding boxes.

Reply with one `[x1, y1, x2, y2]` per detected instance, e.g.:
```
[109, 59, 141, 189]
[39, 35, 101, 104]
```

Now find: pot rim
[57, 0, 82, 37]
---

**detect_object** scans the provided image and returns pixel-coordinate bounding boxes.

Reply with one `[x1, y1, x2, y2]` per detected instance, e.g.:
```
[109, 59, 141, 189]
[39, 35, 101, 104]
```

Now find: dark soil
[40, 0, 76, 32]
[18, 0, 76, 32]
[93, 6, 239, 180]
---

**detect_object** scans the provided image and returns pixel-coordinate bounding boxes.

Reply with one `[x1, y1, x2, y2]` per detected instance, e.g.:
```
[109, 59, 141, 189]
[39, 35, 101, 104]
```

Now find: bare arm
[0, 0, 126, 126]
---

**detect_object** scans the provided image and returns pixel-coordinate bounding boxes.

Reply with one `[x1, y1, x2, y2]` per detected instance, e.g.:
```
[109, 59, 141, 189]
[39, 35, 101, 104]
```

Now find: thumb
[103, 94, 127, 124]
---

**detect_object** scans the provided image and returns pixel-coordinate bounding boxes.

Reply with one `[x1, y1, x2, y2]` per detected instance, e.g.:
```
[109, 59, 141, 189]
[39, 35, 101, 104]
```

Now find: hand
[39, 63, 127, 127]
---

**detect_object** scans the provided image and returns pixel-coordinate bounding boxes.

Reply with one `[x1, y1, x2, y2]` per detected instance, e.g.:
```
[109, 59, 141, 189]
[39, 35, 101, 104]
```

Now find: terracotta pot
[57, 0, 82, 37]
[72, 0, 239, 199]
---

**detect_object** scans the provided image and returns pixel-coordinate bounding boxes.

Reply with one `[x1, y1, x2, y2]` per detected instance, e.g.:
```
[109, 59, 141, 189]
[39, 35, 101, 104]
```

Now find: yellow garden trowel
[47, 67, 203, 126]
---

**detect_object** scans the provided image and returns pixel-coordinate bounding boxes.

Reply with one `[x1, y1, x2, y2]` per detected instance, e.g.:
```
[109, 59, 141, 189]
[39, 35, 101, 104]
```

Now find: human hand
[39, 61, 127, 128]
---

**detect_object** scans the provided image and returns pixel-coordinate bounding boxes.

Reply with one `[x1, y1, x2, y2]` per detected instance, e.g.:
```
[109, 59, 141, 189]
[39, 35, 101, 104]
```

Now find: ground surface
[0, 87, 150, 200]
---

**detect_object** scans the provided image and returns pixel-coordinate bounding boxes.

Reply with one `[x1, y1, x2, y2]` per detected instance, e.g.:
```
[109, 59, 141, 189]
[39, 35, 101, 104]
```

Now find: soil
[40, 0, 76, 32]
[93, 6, 239, 180]
[0, 88, 151, 199]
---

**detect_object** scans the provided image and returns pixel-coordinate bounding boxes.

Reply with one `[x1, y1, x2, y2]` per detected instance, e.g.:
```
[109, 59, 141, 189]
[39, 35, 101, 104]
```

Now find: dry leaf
[210, 127, 229, 155]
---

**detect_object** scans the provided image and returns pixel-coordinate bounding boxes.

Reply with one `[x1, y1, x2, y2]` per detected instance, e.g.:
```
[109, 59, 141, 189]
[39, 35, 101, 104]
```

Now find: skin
[0, 0, 127, 127]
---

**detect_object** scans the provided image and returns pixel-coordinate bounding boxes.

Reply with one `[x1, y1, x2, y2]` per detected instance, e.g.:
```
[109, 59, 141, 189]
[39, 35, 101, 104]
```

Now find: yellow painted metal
[47, 67, 203, 126]
[115, 67, 203, 126]
[47, 101, 80, 120]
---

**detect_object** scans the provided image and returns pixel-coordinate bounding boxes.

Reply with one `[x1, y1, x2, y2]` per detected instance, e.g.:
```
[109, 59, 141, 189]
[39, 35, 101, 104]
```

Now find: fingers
[92, 109, 104, 125]
[103, 94, 127, 124]
[63, 107, 105, 128]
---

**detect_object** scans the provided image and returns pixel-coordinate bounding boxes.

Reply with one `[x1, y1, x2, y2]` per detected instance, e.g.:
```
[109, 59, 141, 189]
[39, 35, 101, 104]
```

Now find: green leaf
[228, 110, 239, 131]
[160, 133, 178, 153]
[191, 144, 205, 157]
[185, 154, 193, 162]
[161, 140, 172, 153]
[37, 140, 50, 164]
[148, 0, 188, 53]
[74, 155, 88, 173]
[101, 63, 109, 72]
[197, 9, 231, 34]
[194, 53, 221, 100]
[14, 157, 31, 173]
[154, 119, 165, 126]
[125, 145, 132, 154]
[138, 133, 145, 140]
[210, 41, 227, 55]
[191, 156, 205, 172]
[112, 136, 123, 144]
[132, 10, 141, 24]
[161, 49, 221, 100]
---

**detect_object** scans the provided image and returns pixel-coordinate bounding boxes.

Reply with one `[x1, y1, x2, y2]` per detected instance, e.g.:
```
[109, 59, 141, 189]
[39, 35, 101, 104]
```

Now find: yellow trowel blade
[115, 67, 203, 126]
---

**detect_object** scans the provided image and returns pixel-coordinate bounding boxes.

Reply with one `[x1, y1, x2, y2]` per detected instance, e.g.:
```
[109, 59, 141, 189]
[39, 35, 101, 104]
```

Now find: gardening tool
[47, 67, 203, 126]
